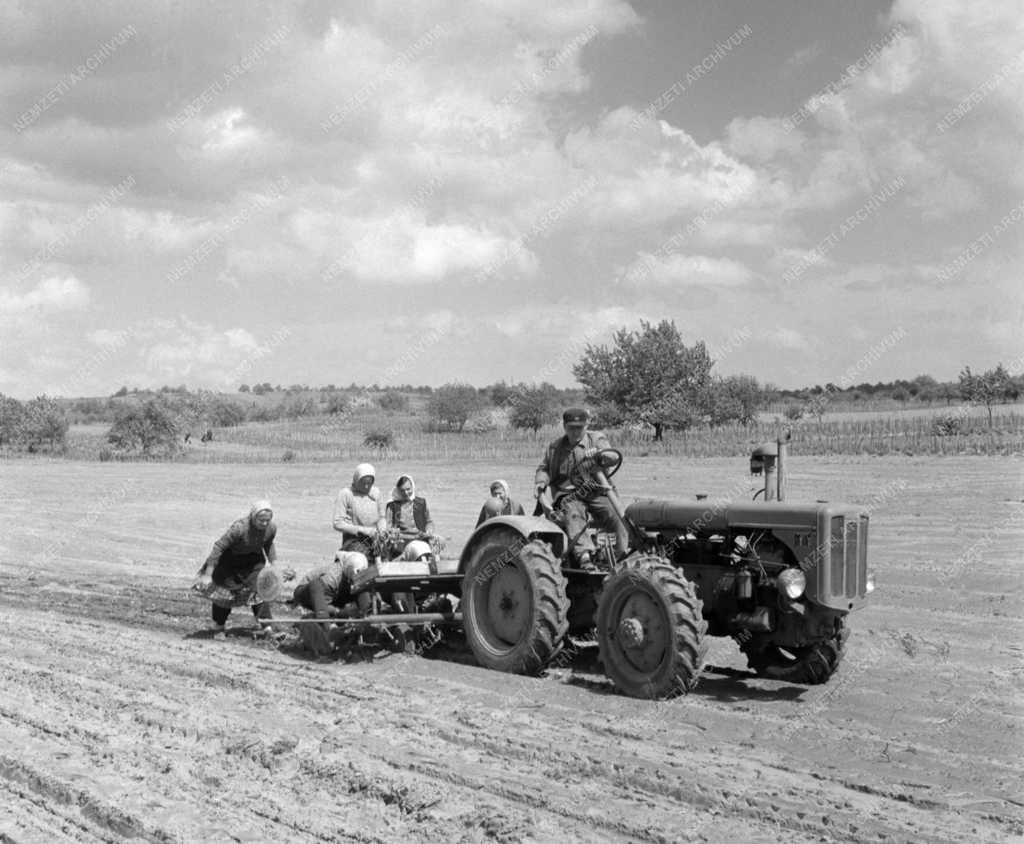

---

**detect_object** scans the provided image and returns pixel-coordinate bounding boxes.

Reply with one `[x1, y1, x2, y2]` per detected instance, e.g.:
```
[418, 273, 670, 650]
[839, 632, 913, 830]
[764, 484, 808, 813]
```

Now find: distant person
[193, 500, 282, 637]
[475, 478, 526, 526]
[292, 550, 369, 618]
[385, 475, 435, 556]
[333, 462, 386, 557]
[534, 408, 629, 566]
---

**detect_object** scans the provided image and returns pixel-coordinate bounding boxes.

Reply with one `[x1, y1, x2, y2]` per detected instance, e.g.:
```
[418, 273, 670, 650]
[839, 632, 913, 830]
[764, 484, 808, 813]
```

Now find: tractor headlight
[866, 569, 876, 594]
[777, 568, 806, 600]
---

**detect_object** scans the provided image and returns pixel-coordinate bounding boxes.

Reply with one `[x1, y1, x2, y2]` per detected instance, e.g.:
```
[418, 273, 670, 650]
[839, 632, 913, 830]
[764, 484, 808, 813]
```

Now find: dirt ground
[0, 455, 1021, 843]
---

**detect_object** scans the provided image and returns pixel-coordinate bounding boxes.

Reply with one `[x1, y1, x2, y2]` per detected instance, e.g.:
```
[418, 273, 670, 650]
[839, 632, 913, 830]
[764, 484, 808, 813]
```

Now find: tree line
[2, 319, 1019, 456]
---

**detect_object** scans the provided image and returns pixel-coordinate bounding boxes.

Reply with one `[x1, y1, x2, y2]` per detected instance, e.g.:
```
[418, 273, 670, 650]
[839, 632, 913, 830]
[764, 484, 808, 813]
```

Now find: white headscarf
[250, 499, 273, 518]
[351, 463, 376, 487]
[390, 474, 415, 501]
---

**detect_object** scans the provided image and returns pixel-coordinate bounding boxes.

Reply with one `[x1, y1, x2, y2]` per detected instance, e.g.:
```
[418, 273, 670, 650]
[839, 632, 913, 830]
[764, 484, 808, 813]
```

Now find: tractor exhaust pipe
[776, 429, 790, 502]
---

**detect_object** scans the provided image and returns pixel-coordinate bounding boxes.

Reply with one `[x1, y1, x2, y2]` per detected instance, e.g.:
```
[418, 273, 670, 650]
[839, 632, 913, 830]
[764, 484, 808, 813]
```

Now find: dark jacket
[535, 430, 611, 497]
[203, 517, 276, 572]
[386, 496, 432, 537]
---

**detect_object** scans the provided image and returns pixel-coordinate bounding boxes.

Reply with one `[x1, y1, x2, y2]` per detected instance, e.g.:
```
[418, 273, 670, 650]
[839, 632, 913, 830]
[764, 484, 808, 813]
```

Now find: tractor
[265, 435, 874, 699]
[455, 434, 874, 698]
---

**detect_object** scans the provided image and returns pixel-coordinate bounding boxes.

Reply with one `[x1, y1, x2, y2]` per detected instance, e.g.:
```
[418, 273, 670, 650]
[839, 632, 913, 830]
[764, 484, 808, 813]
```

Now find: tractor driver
[534, 408, 630, 567]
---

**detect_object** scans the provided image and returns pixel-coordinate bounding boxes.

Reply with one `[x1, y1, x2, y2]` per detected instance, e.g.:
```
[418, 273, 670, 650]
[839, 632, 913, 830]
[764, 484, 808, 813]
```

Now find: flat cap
[562, 407, 589, 424]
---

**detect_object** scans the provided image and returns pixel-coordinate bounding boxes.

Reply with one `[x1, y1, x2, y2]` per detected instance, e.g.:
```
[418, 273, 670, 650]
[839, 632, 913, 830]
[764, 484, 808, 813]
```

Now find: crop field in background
[51, 402, 1024, 464]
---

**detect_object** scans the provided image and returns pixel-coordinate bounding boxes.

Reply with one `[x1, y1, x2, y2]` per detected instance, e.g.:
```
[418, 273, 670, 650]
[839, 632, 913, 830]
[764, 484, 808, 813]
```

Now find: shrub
[325, 392, 351, 415]
[377, 390, 409, 412]
[98, 447, 115, 462]
[363, 428, 394, 450]
[281, 449, 296, 462]
[932, 414, 967, 436]
[464, 413, 497, 433]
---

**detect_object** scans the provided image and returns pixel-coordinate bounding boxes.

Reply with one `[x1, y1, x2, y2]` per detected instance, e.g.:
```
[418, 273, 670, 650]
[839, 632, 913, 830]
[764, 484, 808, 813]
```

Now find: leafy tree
[280, 395, 318, 418]
[706, 374, 762, 425]
[783, 403, 804, 421]
[0, 395, 26, 446]
[22, 396, 70, 451]
[428, 382, 484, 432]
[107, 398, 183, 457]
[909, 374, 938, 400]
[574, 320, 713, 440]
[112, 386, 129, 398]
[204, 398, 246, 428]
[238, 384, 251, 393]
[959, 364, 1015, 427]
[487, 381, 516, 407]
[509, 383, 560, 432]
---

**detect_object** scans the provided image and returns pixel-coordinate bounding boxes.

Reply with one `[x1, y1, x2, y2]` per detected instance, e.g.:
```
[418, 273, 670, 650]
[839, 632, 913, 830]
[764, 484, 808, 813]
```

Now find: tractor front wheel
[596, 556, 708, 699]
[461, 531, 569, 675]
[740, 619, 848, 684]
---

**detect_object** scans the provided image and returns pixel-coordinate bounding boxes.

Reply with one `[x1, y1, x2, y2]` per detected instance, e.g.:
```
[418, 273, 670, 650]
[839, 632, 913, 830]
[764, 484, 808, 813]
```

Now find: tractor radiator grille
[829, 515, 867, 599]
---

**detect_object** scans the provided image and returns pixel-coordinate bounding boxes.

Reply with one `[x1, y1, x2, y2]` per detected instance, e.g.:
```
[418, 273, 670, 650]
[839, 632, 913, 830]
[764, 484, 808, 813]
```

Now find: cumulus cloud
[624, 253, 753, 288]
[0, 0, 1019, 394]
[0, 275, 89, 317]
[725, 116, 805, 161]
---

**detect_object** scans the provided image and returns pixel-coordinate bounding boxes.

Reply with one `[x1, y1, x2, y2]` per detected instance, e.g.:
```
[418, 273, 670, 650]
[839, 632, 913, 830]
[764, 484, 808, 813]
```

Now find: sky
[1, 0, 1022, 398]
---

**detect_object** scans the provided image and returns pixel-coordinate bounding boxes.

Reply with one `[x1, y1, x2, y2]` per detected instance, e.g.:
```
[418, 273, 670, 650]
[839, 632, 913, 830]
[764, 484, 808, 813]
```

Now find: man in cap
[534, 408, 630, 567]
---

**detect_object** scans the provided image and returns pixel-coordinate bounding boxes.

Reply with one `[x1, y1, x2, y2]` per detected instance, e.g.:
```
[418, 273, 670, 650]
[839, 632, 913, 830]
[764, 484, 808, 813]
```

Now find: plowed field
[1, 455, 1021, 842]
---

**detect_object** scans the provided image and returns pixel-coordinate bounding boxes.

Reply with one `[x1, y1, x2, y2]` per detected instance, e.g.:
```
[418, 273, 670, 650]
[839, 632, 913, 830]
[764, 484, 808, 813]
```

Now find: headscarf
[351, 462, 376, 487]
[250, 499, 273, 519]
[391, 474, 415, 501]
[489, 479, 510, 502]
[401, 539, 433, 562]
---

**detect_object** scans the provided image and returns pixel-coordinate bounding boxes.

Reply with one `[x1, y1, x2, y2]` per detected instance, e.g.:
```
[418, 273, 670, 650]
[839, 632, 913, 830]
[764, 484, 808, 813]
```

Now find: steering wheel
[569, 447, 623, 488]
[595, 447, 623, 479]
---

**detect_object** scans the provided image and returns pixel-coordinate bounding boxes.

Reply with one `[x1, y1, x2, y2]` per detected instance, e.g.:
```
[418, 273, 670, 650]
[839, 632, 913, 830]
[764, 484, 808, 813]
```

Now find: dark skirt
[196, 550, 266, 608]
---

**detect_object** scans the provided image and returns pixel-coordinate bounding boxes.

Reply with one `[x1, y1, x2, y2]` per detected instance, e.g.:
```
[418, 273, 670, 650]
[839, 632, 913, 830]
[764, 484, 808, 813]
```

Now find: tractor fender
[457, 515, 567, 574]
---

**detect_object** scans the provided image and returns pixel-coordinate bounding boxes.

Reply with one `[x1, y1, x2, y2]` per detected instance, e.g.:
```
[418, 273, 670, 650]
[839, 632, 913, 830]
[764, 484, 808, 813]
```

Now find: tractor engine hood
[626, 498, 823, 532]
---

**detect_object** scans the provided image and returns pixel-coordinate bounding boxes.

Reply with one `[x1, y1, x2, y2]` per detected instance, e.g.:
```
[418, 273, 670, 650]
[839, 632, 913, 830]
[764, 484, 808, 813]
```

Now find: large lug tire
[596, 556, 708, 699]
[740, 619, 848, 684]
[461, 530, 569, 675]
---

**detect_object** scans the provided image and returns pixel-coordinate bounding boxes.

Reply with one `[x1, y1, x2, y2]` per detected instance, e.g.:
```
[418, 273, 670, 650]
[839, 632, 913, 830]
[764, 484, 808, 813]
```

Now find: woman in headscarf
[194, 500, 280, 636]
[333, 462, 386, 557]
[385, 474, 435, 556]
[292, 550, 369, 618]
[475, 479, 526, 527]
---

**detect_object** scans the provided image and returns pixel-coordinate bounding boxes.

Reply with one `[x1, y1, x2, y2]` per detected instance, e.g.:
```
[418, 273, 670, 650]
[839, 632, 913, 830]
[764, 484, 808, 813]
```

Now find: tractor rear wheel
[740, 619, 848, 684]
[462, 530, 569, 675]
[596, 556, 708, 699]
